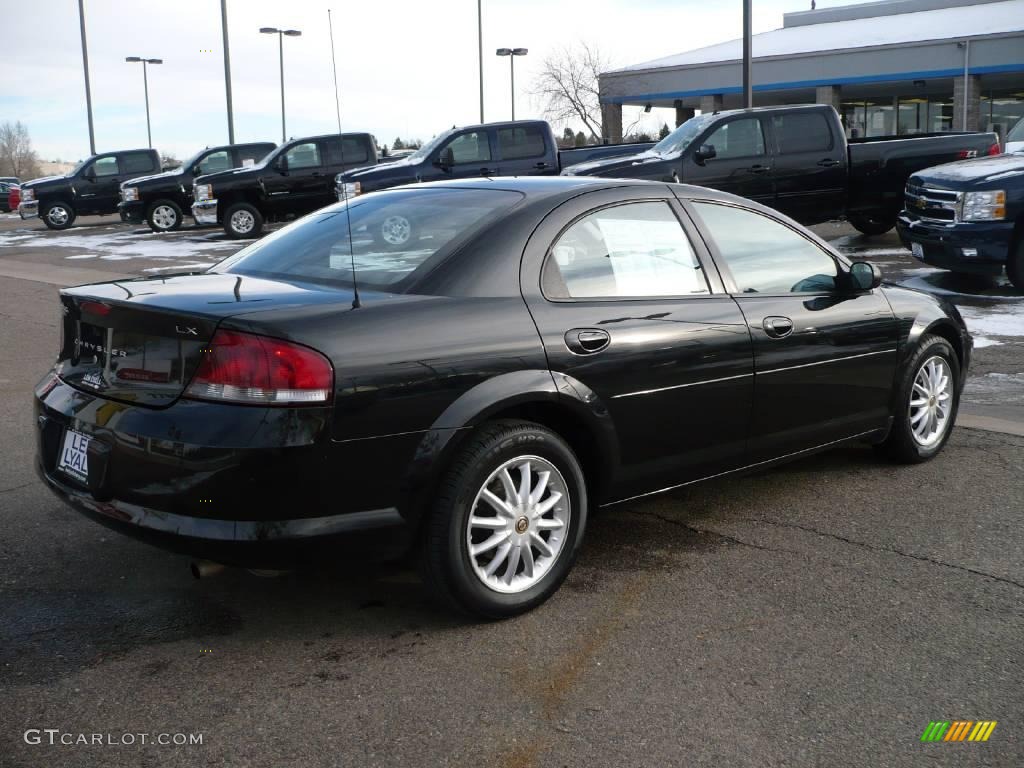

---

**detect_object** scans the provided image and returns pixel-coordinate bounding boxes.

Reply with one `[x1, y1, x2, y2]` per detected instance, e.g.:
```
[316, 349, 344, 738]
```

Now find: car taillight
[185, 329, 333, 405]
[987, 143, 1001, 156]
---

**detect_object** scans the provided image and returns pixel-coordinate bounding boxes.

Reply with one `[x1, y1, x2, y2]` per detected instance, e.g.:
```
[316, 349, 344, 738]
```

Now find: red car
[6, 183, 20, 213]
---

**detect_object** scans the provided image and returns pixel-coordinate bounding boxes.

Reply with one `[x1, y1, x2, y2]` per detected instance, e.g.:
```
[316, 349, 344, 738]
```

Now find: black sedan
[34, 177, 970, 617]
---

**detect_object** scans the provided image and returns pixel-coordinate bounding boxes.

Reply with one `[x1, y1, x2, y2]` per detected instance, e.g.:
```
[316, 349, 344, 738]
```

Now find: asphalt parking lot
[1, 212, 1022, 767]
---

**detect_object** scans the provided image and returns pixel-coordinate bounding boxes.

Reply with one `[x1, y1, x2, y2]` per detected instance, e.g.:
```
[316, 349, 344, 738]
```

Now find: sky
[1, 0, 868, 163]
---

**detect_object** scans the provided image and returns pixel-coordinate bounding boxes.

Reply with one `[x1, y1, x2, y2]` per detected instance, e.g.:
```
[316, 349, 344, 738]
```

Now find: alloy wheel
[47, 206, 69, 226]
[230, 209, 255, 234]
[151, 205, 177, 229]
[909, 355, 953, 447]
[466, 456, 571, 594]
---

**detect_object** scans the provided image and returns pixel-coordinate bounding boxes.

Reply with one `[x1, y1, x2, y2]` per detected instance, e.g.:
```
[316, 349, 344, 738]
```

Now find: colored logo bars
[921, 721, 998, 742]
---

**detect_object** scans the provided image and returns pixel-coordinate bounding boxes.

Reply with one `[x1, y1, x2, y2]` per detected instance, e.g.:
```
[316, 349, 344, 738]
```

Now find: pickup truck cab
[897, 151, 1024, 290]
[119, 142, 275, 232]
[19, 149, 161, 230]
[192, 133, 378, 238]
[334, 120, 653, 247]
[565, 105, 998, 235]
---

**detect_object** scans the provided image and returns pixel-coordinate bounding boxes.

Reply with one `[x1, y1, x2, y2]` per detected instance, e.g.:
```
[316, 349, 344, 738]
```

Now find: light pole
[496, 47, 527, 121]
[477, 0, 484, 123]
[125, 57, 163, 148]
[221, 0, 235, 143]
[78, 0, 96, 155]
[260, 27, 302, 143]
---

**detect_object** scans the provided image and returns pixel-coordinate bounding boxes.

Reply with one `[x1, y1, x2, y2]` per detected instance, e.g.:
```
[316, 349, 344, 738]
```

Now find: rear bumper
[896, 213, 1013, 275]
[118, 201, 145, 223]
[18, 201, 38, 220]
[191, 200, 218, 225]
[34, 376, 418, 565]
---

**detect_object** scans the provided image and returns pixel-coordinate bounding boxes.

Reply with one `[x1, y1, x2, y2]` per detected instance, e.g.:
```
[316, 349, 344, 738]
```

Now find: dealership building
[599, 0, 1024, 142]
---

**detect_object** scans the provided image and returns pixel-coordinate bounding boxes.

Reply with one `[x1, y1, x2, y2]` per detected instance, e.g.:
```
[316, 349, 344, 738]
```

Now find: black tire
[146, 199, 183, 232]
[421, 420, 588, 619]
[876, 334, 960, 464]
[41, 201, 76, 230]
[372, 214, 416, 251]
[223, 202, 263, 239]
[849, 212, 896, 237]
[1007, 238, 1024, 292]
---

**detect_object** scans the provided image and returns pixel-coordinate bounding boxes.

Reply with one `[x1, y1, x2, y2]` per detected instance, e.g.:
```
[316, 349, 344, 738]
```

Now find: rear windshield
[213, 187, 523, 291]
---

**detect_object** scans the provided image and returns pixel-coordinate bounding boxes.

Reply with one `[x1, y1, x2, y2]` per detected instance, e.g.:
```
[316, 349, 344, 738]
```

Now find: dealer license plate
[58, 429, 91, 482]
[911, 242, 924, 260]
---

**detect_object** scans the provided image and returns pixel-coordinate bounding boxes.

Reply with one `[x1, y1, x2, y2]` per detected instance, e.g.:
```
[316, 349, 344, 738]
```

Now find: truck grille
[904, 183, 960, 223]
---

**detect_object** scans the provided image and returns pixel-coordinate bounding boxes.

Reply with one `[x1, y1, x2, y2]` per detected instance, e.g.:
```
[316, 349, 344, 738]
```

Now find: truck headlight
[194, 184, 213, 202]
[22, 188, 35, 202]
[960, 190, 1005, 221]
[121, 186, 139, 202]
[337, 181, 361, 201]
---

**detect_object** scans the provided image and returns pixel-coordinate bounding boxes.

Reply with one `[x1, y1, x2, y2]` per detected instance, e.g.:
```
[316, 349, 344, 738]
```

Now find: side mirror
[191, 165, 202, 176]
[82, 168, 96, 181]
[275, 156, 289, 174]
[695, 144, 717, 163]
[433, 147, 454, 170]
[849, 261, 882, 291]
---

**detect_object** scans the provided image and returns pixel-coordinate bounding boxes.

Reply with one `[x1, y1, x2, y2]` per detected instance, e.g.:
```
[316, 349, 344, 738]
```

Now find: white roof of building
[611, 0, 1024, 73]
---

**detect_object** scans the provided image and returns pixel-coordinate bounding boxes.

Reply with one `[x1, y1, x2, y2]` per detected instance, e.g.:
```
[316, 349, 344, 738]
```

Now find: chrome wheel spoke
[472, 530, 511, 557]
[469, 515, 506, 529]
[534, 491, 563, 516]
[534, 517, 565, 530]
[484, 542, 512, 577]
[504, 545, 521, 585]
[517, 461, 532, 506]
[530, 532, 555, 558]
[481, 488, 514, 518]
[521, 544, 535, 578]
[530, 470, 550, 505]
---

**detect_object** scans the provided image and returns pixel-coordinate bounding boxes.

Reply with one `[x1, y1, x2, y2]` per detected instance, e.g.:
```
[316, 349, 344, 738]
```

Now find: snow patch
[972, 337, 1002, 349]
[959, 304, 1024, 338]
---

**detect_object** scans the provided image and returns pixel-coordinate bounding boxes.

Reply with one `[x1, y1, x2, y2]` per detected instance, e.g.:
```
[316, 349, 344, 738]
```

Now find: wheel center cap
[515, 517, 529, 534]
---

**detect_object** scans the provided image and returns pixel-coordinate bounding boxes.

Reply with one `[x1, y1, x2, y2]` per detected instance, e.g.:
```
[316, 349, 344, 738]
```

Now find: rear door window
[498, 125, 547, 160]
[325, 137, 370, 166]
[771, 112, 833, 153]
[121, 152, 156, 174]
[542, 201, 710, 299]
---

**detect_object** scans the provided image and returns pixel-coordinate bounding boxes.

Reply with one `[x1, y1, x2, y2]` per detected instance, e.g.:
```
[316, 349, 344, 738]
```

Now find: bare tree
[0, 121, 42, 180]
[532, 43, 609, 142]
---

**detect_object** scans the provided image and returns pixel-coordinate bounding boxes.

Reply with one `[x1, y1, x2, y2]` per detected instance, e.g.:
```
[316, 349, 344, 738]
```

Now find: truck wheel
[373, 214, 415, 251]
[420, 420, 588, 618]
[146, 200, 183, 232]
[42, 201, 76, 230]
[849, 213, 896, 237]
[1007, 239, 1024, 292]
[224, 203, 263, 239]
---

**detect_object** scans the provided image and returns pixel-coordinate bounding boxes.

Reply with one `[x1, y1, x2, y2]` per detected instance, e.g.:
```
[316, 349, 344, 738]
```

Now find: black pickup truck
[18, 148, 161, 230]
[191, 133, 378, 238]
[898, 150, 1024, 290]
[334, 120, 653, 203]
[565, 105, 999, 235]
[119, 142, 275, 232]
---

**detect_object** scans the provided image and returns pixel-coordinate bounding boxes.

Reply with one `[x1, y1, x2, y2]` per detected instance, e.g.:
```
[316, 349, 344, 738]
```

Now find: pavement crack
[741, 518, 1024, 591]
[0, 481, 37, 495]
[622, 508, 800, 556]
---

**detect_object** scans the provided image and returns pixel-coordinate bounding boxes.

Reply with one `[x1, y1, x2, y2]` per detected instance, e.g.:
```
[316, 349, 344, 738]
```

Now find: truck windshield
[406, 129, 458, 162]
[212, 187, 524, 292]
[1008, 118, 1024, 145]
[652, 114, 716, 157]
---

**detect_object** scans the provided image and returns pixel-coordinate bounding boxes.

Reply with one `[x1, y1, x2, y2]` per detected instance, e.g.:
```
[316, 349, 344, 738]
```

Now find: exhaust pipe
[190, 560, 226, 580]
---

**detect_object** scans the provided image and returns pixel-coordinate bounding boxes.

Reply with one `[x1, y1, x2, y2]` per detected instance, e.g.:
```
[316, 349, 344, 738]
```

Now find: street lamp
[260, 27, 302, 143]
[125, 57, 163, 149]
[496, 47, 527, 121]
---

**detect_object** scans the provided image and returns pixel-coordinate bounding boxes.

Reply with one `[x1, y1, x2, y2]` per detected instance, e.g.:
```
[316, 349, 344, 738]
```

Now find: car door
[75, 155, 122, 214]
[685, 116, 774, 206]
[685, 198, 898, 463]
[425, 129, 497, 182]
[521, 186, 754, 500]
[767, 111, 846, 224]
[496, 124, 554, 176]
[262, 140, 325, 214]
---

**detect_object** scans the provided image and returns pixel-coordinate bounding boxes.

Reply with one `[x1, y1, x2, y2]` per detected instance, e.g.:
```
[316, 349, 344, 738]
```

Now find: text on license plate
[911, 242, 924, 260]
[58, 429, 91, 482]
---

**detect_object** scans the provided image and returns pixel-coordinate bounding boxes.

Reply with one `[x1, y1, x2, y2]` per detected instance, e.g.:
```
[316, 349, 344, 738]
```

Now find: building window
[980, 91, 1024, 145]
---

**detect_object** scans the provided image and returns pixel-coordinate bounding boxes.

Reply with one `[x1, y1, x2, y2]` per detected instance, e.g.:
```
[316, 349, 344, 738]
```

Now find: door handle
[747, 165, 769, 174]
[762, 316, 794, 338]
[817, 159, 840, 167]
[311, 171, 322, 177]
[565, 328, 610, 355]
[479, 167, 495, 176]
[534, 162, 550, 170]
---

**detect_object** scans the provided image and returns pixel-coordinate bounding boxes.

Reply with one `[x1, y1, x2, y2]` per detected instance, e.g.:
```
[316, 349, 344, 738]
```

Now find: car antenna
[328, 7, 360, 309]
